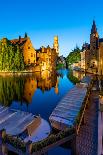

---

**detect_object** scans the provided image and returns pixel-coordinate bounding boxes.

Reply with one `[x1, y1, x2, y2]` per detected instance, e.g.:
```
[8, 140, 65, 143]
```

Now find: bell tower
[53, 36, 59, 56]
[89, 20, 99, 72]
[90, 20, 99, 55]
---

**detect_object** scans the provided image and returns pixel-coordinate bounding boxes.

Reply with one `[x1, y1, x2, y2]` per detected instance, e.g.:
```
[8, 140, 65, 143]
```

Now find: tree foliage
[0, 38, 25, 71]
[66, 46, 81, 67]
[67, 70, 80, 84]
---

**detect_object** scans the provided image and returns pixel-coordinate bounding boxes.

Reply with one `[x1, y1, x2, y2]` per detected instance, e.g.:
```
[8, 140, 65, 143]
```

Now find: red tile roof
[10, 38, 27, 45]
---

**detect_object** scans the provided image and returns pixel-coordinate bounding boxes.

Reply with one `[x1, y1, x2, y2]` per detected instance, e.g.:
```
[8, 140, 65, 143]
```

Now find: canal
[0, 69, 87, 155]
[0, 69, 76, 154]
[0, 69, 74, 121]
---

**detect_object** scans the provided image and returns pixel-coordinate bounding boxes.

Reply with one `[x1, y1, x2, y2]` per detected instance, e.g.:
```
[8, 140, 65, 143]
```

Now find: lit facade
[81, 21, 103, 75]
[35, 45, 58, 71]
[10, 35, 36, 66]
[1, 35, 59, 71]
[53, 36, 59, 56]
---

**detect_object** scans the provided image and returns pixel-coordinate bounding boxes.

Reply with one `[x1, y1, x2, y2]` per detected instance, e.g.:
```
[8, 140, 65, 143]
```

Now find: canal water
[0, 69, 82, 155]
[0, 69, 74, 121]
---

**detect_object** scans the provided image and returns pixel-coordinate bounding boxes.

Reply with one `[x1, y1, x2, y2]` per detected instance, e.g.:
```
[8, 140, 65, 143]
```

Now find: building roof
[36, 46, 55, 53]
[82, 43, 90, 50]
[10, 37, 27, 46]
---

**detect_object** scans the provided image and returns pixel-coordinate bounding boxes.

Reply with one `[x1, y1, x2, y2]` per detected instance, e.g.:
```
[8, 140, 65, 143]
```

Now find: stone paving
[76, 89, 98, 155]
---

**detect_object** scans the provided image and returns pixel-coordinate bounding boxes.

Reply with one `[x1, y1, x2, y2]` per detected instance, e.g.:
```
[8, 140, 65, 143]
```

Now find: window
[31, 53, 33, 57]
[28, 47, 30, 49]
[28, 59, 30, 64]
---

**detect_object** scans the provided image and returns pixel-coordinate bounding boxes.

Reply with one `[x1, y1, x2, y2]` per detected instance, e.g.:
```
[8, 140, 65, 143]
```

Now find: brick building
[10, 34, 36, 65]
[35, 45, 57, 72]
[81, 21, 103, 75]
[1, 35, 59, 71]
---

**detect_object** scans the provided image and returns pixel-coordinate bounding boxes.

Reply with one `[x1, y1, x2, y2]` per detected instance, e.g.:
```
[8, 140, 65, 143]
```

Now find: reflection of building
[36, 70, 58, 92]
[23, 70, 59, 103]
[80, 20, 103, 75]
[0, 71, 59, 106]
[23, 77, 37, 103]
[54, 78, 59, 94]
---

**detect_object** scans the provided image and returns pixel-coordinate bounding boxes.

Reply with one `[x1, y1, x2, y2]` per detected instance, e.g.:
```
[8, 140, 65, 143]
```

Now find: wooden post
[0, 129, 6, 143]
[26, 140, 32, 155]
[2, 129, 6, 141]
[0, 129, 7, 155]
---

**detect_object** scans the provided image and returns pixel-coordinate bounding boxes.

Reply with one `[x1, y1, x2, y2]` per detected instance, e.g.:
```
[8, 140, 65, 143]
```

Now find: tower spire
[91, 20, 97, 34]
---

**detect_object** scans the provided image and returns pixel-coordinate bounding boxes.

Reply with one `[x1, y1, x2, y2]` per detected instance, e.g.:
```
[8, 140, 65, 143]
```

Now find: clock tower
[89, 20, 99, 72]
[90, 20, 99, 56]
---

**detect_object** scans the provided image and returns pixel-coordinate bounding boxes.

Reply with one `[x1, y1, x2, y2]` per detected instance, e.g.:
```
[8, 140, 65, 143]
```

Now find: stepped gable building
[10, 33, 36, 65]
[1, 35, 59, 71]
[35, 45, 57, 71]
[10, 35, 59, 70]
[81, 20, 103, 75]
[34, 36, 59, 71]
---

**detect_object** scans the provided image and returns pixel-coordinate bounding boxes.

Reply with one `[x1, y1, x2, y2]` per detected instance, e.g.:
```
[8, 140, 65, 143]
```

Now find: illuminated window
[28, 59, 30, 64]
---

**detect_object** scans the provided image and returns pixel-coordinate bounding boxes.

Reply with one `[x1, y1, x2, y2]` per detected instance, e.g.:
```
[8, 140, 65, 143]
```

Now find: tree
[66, 46, 81, 67]
[14, 45, 25, 71]
[0, 38, 25, 71]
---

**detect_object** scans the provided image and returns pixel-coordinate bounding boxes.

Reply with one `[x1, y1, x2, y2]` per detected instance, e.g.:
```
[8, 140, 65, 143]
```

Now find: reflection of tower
[55, 79, 59, 94]
[53, 36, 59, 56]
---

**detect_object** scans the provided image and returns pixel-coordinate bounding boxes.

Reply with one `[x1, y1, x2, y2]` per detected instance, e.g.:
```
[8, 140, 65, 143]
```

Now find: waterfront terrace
[49, 76, 92, 130]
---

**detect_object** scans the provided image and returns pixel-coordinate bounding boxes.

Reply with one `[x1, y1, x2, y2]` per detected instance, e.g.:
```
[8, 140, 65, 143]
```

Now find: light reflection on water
[0, 69, 75, 121]
[0, 69, 85, 155]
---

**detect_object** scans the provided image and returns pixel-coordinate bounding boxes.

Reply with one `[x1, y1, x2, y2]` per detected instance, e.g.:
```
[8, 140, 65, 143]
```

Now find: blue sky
[0, 0, 103, 56]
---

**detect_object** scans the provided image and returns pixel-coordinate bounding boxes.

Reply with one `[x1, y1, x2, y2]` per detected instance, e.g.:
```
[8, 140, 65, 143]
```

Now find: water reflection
[0, 69, 74, 121]
[0, 76, 24, 106]
[0, 70, 59, 106]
